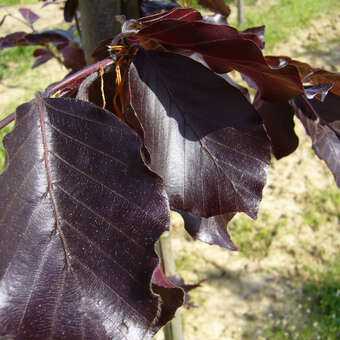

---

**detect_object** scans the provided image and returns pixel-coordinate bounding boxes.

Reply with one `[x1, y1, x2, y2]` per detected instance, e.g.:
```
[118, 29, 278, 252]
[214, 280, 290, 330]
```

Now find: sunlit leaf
[129, 50, 271, 220]
[0, 95, 177, 339]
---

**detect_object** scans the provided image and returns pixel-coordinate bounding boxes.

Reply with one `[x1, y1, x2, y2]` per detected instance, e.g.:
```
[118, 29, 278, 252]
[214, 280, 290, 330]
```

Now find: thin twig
[45, 44, 64, 67]
[74, 11, 82, 40]
[5, 11, 36, 32]
[0, 113, 15, 130]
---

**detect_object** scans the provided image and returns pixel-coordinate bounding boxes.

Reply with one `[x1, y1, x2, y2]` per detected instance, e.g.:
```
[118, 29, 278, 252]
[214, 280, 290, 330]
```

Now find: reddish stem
[0, 113, 15, 130]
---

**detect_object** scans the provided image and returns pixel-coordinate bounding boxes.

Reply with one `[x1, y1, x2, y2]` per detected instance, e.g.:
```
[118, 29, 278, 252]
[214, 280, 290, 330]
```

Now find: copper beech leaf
[134, 17, 304, 101]
[177, 211, 237, 250]
[129, 50, 271, 221]
[255, 97, 299, 159]
[0, 95, 178, 339]
[292, 95, 340, 187]
[18, 8, 40, 25]
[64, 0, 78, 22]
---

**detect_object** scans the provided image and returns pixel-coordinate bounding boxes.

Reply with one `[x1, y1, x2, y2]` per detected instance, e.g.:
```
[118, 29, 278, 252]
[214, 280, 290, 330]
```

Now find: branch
[0, 113, 15, 130]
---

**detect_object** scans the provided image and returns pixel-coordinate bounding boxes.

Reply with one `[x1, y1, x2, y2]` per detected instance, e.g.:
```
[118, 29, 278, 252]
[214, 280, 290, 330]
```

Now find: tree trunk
[79, 0, 140, 64]
[237, 0, 245, 26]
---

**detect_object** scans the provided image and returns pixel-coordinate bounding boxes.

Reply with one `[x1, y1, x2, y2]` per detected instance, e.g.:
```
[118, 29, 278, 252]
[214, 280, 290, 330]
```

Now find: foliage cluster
[0, 0, 339, 339]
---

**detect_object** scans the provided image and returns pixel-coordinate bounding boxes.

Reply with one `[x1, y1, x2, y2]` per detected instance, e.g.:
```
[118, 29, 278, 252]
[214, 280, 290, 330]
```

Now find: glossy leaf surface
[129, 50, 271, 219]
[255, 98, 299, 159]
[135, 19, 304, 100]
[64, 0, 78, 22]
[178, 211, 237, 250]
[0, 96, 173, 339]
[293, 95, 340, 187]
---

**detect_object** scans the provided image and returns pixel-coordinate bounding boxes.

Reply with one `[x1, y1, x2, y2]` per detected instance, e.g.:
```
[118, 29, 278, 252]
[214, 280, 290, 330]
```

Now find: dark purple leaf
[0, 95, 177, 339]
[178, 211, 237, 250]
[292, 94, 340, 187]
[32, 48, 54, 68]
[0, 32, 27, 50]
[255, 97, 299, 159]
[64, 0, 78, 22]
[294, 103, 340, 188]
[152, 266, 184, 324]
[18, 7, 40, 24]
[266, 56, 340, 96]
[134, 20, 304, 101]
[91, 38, 112, 62]
[292, 92, 340, 130]
[60, 42, 86, 71]
[241, 25, 265, 50]
[153, 267, 199, 309]
[46, 58, 114, 96]
[25, 30, 72, 44]
[129, 50, 271, 219]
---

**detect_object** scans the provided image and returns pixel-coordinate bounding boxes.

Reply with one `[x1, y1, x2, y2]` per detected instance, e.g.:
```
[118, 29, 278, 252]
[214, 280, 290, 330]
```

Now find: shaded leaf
[32, 48, 54, 68]
[25, 30, 72, 45]
[18, 7, 40, 24]
[255, 97, 299, 159]
[64, 0, 78, 22]
[129, 50, 271, 219]
[292, 95, 340, 187]
[152, 266, 184, 324]
[0, 30, 72, 51]
[0, 32, 27, 50]
[153, 266, 199, 309]
[266, 56, 340, 96]
[135, 20, 304, 101]
[60, 42, 86, 71]
[0, 95, 175, 339]
[197, 0, 231, 17]
[178, 211, 237, 250]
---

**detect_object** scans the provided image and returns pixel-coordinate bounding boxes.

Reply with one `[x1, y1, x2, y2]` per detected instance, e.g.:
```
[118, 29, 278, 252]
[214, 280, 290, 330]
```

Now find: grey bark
[237, 0, 245, 26]
[79, 0, 139, 64]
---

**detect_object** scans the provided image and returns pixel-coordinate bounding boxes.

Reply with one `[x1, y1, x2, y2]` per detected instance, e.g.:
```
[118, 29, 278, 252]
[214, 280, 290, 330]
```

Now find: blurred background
[0, 1, 339, 339]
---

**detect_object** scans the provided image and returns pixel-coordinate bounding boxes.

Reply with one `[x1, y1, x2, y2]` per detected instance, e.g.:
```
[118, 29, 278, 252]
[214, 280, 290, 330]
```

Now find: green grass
[302, 187, 340, 231]
[0, 50, 35, 175]
[2, 0, 36, 6]
[262, 256, 340, 340]
[0, 46, 36, 173]
[237, 0, 340, 50]
[228, 213, 287, 258]
[0, 46, 36, 81]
